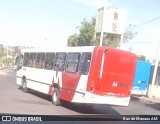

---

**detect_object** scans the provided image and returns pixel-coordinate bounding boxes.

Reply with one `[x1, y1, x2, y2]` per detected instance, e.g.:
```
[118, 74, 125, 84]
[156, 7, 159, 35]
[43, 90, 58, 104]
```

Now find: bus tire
[22, 78, 28, 93]
[52, 87, 61, 106]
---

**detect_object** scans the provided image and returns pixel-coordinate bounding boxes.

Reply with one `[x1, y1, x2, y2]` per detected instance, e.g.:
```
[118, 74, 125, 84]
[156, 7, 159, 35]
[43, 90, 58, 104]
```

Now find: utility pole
[119, 33, 124, 49]
[99, 9, 105, 46]
[148, 43, 160, 97]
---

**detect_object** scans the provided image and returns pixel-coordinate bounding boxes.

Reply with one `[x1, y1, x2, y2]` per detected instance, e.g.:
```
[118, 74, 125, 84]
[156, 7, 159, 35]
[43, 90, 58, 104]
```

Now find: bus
[16, 46, 137, 106]
[131, 60, 151, 95]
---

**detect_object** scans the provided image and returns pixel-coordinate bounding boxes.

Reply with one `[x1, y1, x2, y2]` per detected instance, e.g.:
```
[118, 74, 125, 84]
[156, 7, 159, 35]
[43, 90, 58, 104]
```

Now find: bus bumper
[84, 92, 130, 106]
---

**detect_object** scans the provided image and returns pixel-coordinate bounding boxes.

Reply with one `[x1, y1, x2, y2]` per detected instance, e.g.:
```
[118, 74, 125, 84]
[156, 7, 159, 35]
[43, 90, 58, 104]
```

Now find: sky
[0, 0, 160, 59]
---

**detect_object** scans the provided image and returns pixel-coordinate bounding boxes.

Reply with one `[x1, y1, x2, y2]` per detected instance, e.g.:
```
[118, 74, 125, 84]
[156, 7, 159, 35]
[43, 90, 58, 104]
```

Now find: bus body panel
[16, 46, 137, 106]
[86, 47, 105, 94]
[69, 75, 89, 103]
[84, 92, 130, 106]
[131, 60, 151, 95]
[59, 72, 84, 102]
[17, 67, 54, 94]
[16, 66, 87, 103]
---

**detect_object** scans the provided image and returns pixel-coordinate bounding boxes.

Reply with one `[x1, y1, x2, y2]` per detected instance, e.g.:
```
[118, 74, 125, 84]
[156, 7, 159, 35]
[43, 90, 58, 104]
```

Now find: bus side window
[78, 53, 91, 75]
[65, 53, 80, 73]
[36, 52, 45, 69]
[23, 52, 29, 67]
[54, 53, 66, 72]
[28, 52, 37, 68]
[33, 53, 37, 68]
[44, 52, 55, 70]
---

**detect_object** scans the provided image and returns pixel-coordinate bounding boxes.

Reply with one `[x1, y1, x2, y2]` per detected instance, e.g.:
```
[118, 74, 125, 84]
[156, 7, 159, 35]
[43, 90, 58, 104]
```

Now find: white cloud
[75, 0, 110, 9]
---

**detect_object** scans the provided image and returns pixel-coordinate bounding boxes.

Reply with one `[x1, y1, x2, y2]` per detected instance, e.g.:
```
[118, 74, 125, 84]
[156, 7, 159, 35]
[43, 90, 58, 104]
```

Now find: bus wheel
[22, 78, 28, 93]
[52, 87, 60, 106]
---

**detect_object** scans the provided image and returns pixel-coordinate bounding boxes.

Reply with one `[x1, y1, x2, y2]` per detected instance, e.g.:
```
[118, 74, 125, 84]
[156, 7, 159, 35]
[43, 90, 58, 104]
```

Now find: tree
[1, 57, 14, 63]
[0, 45, 21, 68]
[12, 46, 21, 57]
[67, 34, 79, 47]
[0, 45, 3, 58]
[67, 17, 98, 46]
[123, 24, 137, 43]
[0, 44, 6, 58]
[138, 55, 146, 61]
[67, 17, 137, 47]
[101, 33, 121, 48]
[77, 18, 96, 46]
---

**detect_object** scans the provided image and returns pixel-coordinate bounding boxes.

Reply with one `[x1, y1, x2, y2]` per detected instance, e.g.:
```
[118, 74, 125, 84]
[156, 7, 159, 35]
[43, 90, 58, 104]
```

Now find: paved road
[0, 69, 160, 115]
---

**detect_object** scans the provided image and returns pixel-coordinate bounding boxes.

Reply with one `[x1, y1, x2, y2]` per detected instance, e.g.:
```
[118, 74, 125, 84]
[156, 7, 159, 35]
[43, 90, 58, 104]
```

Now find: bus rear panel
[86, 47, 137, 106]
[131, 60, 151, 95]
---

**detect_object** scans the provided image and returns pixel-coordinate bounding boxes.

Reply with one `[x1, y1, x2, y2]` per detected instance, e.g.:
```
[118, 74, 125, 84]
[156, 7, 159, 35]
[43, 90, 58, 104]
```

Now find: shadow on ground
[61, 101, 120, 114]
[130, 96, 140, 101]
[145, 103, 160, 111]
[18, 88, 120, 115]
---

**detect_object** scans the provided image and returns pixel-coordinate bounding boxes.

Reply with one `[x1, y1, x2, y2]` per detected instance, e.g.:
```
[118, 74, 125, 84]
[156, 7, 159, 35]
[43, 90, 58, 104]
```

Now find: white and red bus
[16, 46, 137, 106]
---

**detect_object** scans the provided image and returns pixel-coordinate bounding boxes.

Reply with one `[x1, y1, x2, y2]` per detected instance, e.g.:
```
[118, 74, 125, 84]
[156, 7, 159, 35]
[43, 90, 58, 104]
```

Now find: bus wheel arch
[51, 85, 61, 106]
[22, 76, 28, 93]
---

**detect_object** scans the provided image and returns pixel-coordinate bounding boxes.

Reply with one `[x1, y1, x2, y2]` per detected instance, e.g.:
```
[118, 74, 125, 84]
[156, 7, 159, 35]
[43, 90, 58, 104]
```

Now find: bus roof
[137, 60, 151, 65]
[21, 46, 96, 53]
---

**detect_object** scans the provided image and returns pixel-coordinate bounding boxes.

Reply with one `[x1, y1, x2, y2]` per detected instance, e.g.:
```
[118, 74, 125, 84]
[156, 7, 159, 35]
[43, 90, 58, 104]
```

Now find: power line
[126, 41, 160, 43]
[136, 16, 160, 27]
[129, 16, 160, 29]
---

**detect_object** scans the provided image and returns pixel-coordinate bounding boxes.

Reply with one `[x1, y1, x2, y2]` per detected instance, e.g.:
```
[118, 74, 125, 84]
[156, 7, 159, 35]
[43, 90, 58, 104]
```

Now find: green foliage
[123, 24, 137, 43]
[77, 18, 96, 46]
[0, 45, 21, 67]
[97, 33, 121, 48]
[67, 34, 79, 46]
[0, 46, 21, 59]
[0, 58, 3, 64]
[12, 46, 21, 57]
[0, 44, 5, 58]
[0, 57, 14, 68]
[0, 57, 14, 63]
[67, 17, 99, 46]
[138, 55, 146, 61]
[67, 17, 137, 47]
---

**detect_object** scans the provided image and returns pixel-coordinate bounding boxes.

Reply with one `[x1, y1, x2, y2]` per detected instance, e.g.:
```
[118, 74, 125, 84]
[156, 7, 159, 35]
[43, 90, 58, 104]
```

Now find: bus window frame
[44, 52, 55, 70]
[28, 52, 37, 68]
[54, 52, 66, 72]
[78, 52, 92, 75]
[36, 52, 45, 69]
[23, 52, 29, 67]
[65, 52, 81, 74]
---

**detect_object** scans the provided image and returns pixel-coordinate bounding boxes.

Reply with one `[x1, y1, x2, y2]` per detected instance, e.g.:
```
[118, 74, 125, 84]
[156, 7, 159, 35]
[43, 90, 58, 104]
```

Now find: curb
[131, 95, 160, 104]
[136, 96, 160, 104]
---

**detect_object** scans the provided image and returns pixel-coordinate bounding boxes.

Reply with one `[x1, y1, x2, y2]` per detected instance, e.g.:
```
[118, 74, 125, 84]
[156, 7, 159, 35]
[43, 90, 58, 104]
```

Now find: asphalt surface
[0, 69, 160, 116]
